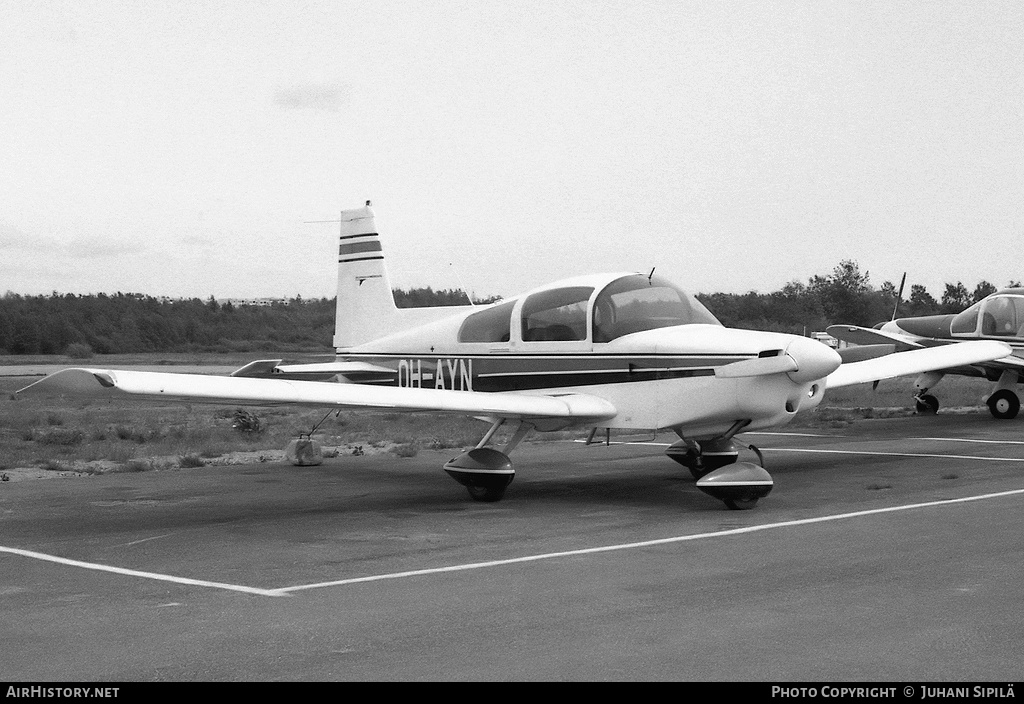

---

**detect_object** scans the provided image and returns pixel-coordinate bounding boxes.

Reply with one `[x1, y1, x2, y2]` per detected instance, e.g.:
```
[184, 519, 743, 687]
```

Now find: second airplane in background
[829, 288, 1024, 418]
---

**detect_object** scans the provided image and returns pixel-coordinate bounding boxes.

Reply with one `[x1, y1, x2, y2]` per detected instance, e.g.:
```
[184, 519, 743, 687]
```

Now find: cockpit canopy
[591, 274, 720, 342]
[457, 273, 720, 345]
[951, 291, 1024, 338]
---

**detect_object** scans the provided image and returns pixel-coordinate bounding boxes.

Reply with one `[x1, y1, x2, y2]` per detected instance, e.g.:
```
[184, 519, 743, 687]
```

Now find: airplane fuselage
[338, 322, 835, 438]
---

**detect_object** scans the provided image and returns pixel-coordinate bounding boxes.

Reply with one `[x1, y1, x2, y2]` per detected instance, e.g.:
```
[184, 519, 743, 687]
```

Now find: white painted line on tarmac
[575, 439, 1024, 463]
[277, 488, 1024, 594]
[0, 545, 289, 597]
[743, 431, 849, 438]
[910, 436, 1024, 446]
[573, 440, 669, 447]
[763, 447, 1024, 462]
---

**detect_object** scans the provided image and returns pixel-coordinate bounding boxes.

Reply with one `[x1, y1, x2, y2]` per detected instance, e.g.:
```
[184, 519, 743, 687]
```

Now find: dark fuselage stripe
[338, 354, 728, 392]
[473, 368, 713, 391]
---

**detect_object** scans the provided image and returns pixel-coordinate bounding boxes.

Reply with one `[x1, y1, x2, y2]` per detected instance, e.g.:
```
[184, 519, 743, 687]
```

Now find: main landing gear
[443, 420, 533, 502]
[986, 389, 1020, 420]
[914, 393, 940, 415]
[665, 421, 773, 510]
[912, 371, 943, 416]
[913, 369, 1021, 420]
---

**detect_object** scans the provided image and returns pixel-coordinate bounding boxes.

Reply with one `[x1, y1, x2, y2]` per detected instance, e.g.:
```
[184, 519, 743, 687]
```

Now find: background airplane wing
[825, 340, 1012, 389]
[16, 368, 617, 423]
[825, 324, 926, 350]
[976, 355, 1024, 372]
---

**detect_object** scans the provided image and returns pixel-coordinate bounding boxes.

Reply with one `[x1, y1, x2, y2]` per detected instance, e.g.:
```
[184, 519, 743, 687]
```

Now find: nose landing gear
[665, 421, 773, 509]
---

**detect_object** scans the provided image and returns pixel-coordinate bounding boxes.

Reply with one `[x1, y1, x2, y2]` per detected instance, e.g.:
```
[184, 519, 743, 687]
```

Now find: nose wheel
[724, 497, 761, 511]
[696, 462, 774, 510]
[666, 432, 772, 509]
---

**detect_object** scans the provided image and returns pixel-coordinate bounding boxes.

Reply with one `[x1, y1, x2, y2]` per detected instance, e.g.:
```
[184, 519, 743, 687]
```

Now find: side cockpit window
[593, 274, 720, 342]
[979, 296, 1024, 337]
[521, 287, 593, 342]
[458, 300, 516, 343]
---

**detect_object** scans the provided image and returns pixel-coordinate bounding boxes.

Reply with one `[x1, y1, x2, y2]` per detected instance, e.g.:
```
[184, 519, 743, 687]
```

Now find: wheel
[665, 441, 709, 478]
[987, 390, 1020, 420]
[724, 497, 759, 510]
[466, 485, 507, 502]
[444, 448, 515, 501]
[915, 394, 939, 415]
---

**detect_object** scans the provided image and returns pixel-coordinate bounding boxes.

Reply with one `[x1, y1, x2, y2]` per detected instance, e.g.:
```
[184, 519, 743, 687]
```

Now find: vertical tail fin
[333, 204, 401, 349]
[332, 202, 477, 350]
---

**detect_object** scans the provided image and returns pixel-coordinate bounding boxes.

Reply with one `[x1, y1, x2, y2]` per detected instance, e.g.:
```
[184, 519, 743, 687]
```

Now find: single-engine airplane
[17, 204, 1012, 509]
[827, 289, 1024, 419]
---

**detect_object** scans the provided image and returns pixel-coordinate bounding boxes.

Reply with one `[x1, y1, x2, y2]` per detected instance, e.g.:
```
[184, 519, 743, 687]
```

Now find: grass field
[0, 352, 996, 477]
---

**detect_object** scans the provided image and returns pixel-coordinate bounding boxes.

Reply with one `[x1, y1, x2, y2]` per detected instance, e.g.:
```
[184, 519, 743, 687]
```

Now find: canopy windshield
[593, 274, 720, 342]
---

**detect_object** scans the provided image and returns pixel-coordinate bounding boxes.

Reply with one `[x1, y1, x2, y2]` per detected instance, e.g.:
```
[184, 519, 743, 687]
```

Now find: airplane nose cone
[785, 336, 842, 383]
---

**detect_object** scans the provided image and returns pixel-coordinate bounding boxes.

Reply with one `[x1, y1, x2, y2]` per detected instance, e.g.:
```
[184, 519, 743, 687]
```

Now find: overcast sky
[2, 1, 1022, 302]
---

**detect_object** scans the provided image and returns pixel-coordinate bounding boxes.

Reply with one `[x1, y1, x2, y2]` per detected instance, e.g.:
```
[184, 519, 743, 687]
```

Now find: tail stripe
[339, 240, 383, 257]
[339, 232, 379, 241]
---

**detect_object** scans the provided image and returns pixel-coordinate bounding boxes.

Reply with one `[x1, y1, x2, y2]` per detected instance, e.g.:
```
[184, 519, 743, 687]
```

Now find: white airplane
[17, 204, 1012, 510]
[828, 288, 1024, 419]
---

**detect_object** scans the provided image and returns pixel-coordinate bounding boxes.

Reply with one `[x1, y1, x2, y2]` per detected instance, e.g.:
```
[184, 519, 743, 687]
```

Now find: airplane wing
[16, 368, 617, 423]
[825, 340, 1012, 389]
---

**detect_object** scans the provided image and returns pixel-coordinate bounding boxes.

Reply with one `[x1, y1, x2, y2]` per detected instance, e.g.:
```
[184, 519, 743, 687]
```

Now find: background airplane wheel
[915, 394, 939, 415]
[987, 390, 1020, 420]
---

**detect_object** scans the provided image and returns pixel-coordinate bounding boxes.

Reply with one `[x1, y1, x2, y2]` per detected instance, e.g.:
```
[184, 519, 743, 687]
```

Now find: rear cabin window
[593, 274, 720, 342]
[521, 287, 593, 342]
[951, 301, 981, 335]
[458, 300, 515, 343]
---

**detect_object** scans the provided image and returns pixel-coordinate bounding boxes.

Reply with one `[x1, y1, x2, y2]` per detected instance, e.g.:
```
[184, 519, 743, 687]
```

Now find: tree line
[0, 269, 1017, 356]
[0, 287, 492, 356]
[696, 261, 1018, 335]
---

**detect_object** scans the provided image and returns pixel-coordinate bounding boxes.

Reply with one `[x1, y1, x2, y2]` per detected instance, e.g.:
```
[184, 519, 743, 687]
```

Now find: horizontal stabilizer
[230, 359, 396, 380]
[825, 340, 1011, 389]
[230, 359, 284, 377]
[17, 368, 617, 423]
[276, 361, 397, 376]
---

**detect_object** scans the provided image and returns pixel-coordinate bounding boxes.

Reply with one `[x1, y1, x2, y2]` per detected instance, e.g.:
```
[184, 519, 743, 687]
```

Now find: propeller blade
[892, 272, 907, 321]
